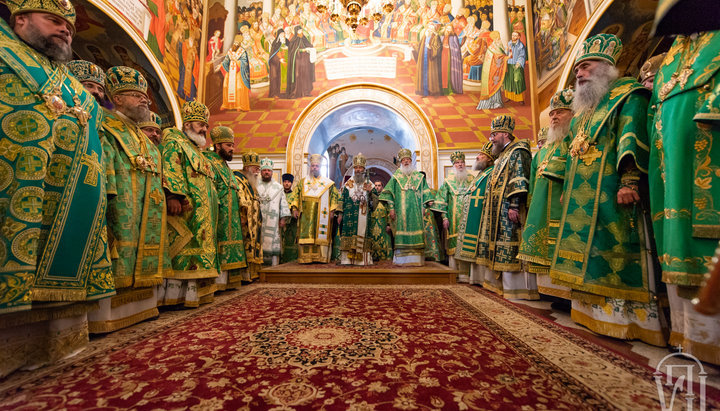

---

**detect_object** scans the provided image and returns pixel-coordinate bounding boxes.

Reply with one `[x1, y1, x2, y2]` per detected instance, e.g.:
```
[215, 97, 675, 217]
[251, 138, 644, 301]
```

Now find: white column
[493, 1, 510, 47]
[223, 0, 238, 53]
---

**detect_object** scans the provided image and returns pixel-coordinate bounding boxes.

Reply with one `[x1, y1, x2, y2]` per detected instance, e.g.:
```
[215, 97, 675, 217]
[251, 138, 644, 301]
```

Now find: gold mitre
[450, 151, 465, 163]
[241, 151, 260, 167]
[353, 153, 367, 167]
[397, 148, 412, 161]
[479, 142, 496, 161]
[308, 153, 324, 165]
[7, 0, 76, 33]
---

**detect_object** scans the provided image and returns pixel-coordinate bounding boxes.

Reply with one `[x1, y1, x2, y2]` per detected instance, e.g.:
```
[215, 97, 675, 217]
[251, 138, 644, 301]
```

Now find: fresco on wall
[532, 0, 586, 87]
[72, 1, 174, 124]
[145, 0, 204, 102]
[205, 0, 536, 155]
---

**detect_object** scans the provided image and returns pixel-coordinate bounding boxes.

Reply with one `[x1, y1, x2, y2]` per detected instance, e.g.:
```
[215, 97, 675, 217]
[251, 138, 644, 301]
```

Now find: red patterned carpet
[0, 285, 716, 410]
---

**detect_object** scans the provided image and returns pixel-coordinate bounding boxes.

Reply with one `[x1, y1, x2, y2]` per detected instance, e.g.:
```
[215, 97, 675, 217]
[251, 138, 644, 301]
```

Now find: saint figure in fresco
[286, 26, 315, 99]
[269, 29, 289, 98]
[220, 41, 251, 111]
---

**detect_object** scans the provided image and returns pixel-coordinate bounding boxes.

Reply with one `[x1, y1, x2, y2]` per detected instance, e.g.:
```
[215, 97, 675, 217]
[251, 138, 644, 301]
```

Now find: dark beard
[262, 175, 272, 182]
[218, 148, 233, 161]
[22, 25, 72, 62]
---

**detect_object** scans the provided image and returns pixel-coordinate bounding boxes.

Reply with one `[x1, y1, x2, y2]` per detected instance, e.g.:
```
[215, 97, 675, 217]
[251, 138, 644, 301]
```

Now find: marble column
[493, 1, 510, 47]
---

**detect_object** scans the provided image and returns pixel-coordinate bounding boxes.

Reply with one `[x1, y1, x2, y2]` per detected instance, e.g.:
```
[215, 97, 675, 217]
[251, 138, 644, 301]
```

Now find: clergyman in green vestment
[281, 173, 299, 263]
[204, 126, 247, 290]
[455, 143, 495, 285]
[379, 149, 435, 266]
[433, 151, 475, 278]
[517, 89, 574, 301]
[289, 154, 340, 263]
[550, 34, 665, 346]
[648, 23, 720, 361]
[477, 115, 537, 300]
[235, 152, 264, 278]
[369, 181, 393, 262]
[159, 101, 220, 308]
[337, 153, 377, 265]
[0, 2, 115, 377]
[87, 65, 170, 333]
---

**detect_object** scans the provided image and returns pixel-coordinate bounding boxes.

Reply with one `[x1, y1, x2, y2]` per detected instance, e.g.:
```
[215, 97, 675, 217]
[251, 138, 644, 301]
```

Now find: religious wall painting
[71, 0, 174, 125]
[532, 0, 584, 87]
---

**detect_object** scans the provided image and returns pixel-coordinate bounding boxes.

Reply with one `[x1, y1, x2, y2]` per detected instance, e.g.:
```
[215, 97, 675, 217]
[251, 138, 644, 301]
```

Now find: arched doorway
[286, 83, 439, 187]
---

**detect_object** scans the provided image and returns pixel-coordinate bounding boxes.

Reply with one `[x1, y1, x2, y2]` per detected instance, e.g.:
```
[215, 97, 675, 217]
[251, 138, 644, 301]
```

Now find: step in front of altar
[259, 261, 458, 285]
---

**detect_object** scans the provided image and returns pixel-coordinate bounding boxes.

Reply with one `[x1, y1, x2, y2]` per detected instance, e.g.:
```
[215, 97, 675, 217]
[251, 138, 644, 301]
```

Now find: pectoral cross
[569, 131, 590, 157]
[81, 151, 101, 186]
[68, 96, 90, 126]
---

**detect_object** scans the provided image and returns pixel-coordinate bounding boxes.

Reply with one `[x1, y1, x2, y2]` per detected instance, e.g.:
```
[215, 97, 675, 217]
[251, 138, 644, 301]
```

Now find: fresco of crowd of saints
[533, 0, 574, 79]
[206, 0, 529, 112]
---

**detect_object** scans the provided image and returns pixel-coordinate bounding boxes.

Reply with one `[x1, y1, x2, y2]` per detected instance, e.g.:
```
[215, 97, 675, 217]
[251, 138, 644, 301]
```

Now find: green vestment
[649, 31, 720, 287]
[203, 151, 246, 288]
[550, 78, 652, 303]
[234, 171, 263, 277]
[281, 189, 299, 263]
[379, 170, 434, 261]
[455, 166, 494, 262]
[477, 140, 532, 271]
[161, 128, 219, 280]
[0, 21, 114, 314]
[290, 176, 340, 263]
[433, 173, 475, 255]
[338, 176, 377, 264]
[369, 202, 393, 261]
[101, 110, 169, 289]
[423, 204, 444, 261]
[517, 138, 569, 274]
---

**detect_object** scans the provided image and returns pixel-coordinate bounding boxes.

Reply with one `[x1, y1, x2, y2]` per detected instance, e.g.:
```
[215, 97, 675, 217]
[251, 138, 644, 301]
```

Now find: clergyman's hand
[292, 208, 300, 219]
[508, 208, 520, 223]
[617, 186, 640, 205]
[443, 218, 450, 230]
[280, 218, 286, 228]
[337, 214, 343, 225]
[389, 210, 396, 221]
[168, 198, 182, 215]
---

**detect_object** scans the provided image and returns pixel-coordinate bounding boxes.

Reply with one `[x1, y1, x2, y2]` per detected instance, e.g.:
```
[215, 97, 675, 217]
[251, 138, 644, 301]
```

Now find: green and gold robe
[290, 175, 340, 264]
[649, 31, 720, 361]
[455, 167, 494, 263]
[338, 176, 377, 265]
[477, 140, 532, 272]
[551, 78, 665, 346]
[88, 110, 170, 333]
[235, 171, 263, 278]
[518, 138, 568, 275]
[0, 20, 114, 376]
[204, 151, 246, 289]
[160, 128, 219, 307]
[423, 199, 444, 261]
[379, 170, 434, 266]
[0, 21, 114, 315]
[433, 173, 475, 256]
[369, 202, 393, 262]
[281, 189, 299, 263]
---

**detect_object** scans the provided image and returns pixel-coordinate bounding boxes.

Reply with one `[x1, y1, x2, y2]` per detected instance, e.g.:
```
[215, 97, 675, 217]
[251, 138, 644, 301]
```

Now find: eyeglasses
[120, 92, 149, 101]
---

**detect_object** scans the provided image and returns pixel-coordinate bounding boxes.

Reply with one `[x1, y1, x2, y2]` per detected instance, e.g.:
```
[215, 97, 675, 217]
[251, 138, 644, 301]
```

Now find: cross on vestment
[81, 151, 101, 186]
[579, 145, 602, 166]
[23, 194, 43, 215]
[149, 188, 164, 205]
[471, 192, 483, 207]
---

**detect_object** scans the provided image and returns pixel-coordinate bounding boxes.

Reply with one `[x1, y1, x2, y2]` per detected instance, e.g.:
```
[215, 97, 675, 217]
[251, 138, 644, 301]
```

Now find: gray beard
[310, 169, 320, 178]
[400, 163, 415, 176]
[120, 105, 150, 124]
[572, 64, 618, 113]
[242, 170, 258, 187]
[454, 169, 468, 182]
[185, 129, 206, 147]
[546, 122, 571, 145]
[23, 25, 72, 62]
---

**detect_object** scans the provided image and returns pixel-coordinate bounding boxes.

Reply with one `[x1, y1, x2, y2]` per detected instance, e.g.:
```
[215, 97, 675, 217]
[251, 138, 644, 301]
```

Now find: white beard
[454, 169, 468, 182]
[399, 163, 415, 175]
[572, 63, 618, 113]
[546, 122, 571, 145]
[242, 170, 258, 188]
[185, 129, 206, 147]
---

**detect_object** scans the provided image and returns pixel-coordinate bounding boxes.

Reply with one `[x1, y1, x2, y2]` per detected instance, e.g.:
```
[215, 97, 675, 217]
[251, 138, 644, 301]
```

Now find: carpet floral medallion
[0, 285, 717, 410]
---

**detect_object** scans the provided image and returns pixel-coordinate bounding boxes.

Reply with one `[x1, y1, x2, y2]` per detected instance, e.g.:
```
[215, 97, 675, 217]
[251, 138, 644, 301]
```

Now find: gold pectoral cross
[81, 151, 101, 186]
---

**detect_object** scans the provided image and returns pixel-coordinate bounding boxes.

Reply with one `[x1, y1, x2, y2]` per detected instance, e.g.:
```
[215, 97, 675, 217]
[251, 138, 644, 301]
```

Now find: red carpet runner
[0, 285, 715, 410]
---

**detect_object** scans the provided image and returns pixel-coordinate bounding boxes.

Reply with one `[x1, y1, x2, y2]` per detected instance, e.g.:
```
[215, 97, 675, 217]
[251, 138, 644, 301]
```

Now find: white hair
[572, 62, 619, 113]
